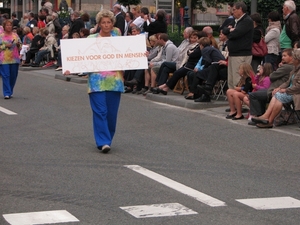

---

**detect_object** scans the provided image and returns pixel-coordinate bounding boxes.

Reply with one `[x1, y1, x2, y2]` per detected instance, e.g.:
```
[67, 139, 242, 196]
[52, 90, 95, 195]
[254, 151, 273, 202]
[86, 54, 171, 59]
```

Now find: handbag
[252, 31, 268, 57]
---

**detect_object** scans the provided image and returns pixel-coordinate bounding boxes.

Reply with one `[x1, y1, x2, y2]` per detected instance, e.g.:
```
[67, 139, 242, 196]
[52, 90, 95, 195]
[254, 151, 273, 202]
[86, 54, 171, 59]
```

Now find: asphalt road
[0, 69, 300, 225]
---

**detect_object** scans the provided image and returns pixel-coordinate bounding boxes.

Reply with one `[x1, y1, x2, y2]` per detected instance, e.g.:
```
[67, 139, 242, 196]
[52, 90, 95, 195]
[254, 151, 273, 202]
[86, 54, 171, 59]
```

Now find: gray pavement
[19, 66, 300, 135]
[2, 67, 300, 224]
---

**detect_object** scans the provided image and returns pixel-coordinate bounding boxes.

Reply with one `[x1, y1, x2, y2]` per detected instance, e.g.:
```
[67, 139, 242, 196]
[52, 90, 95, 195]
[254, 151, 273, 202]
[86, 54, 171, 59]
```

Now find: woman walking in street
[86, 10, 124, 153]
[0, 19, 21, 99]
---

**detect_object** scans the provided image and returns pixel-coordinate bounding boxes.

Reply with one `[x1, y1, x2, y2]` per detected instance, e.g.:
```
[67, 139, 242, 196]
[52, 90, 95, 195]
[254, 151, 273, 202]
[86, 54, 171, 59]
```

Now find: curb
[145, 93, 228, 110]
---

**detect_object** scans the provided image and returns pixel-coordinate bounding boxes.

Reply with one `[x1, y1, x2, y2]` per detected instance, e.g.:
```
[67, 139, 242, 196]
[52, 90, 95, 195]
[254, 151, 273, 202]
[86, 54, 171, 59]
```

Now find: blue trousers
[0, 63, 19, 97]
[89, 91, 121, 148]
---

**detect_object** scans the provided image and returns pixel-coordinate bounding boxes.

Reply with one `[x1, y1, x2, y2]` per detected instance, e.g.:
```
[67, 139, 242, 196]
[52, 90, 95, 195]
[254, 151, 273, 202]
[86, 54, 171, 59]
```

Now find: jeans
[35, 49, 50, 65]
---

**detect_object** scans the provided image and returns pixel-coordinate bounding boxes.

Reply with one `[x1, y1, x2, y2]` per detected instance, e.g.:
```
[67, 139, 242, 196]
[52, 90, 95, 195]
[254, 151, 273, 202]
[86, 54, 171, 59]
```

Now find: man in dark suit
[27, 12, 38, 28]
[69, 11, 85, 39]
[113, 4, 125, 35]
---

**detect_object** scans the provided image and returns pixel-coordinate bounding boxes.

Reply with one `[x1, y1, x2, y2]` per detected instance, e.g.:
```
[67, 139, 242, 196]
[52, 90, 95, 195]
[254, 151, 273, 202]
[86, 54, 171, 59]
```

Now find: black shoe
[125, 78, 138, 85]
[30, 63, 39, 67]
[225, 108, 249, 113]
[131, 88, 138, 94]
[124, 87, 132, 93]
[152, 88, 160, 94]
[197, 85, 211, 95]
[232, 115, 244, 120]
[185, 95, 194, 100]
[194, 94, 211, 102]
[226, 112, 237, 119]
[248, 121, 256, 126]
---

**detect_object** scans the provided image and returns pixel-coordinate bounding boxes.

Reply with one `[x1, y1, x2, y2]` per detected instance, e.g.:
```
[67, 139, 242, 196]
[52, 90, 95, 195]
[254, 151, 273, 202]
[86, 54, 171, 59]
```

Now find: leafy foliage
[243, 0, 300, 17]
[187, 0, 300, 16]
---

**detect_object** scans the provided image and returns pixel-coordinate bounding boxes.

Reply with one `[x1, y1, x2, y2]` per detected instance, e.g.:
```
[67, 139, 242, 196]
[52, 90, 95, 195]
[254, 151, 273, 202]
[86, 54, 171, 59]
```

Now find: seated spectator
[226, 63, 255, 120]
[252, 48, 300, 128]
[145, 33, 179, 93]
[20, 13, 29, 29]
[185, 37, 225, 101]
[37, 14, 46, 29]
[141, 34, 163, 95]
[124, 26, 147, 93]
[243, 63, 272, 109]
[72, 32, 80, 38]
[248, 48, 294, 125]
[55, 25, 69, 71]
[79, 28, 90, 38]
[22, 28, 46, 66]
[19, 26, 34, 63]
[30, 29, 58, 67]
[202, 26, 218, 49]
[153, 31, 203, 93]
[145, 27, 194, 94]
[147, 28, 194, 93]
[154, 31, 207, 95]
[192, 29, 229, 101]
[46, 15, 55, 34]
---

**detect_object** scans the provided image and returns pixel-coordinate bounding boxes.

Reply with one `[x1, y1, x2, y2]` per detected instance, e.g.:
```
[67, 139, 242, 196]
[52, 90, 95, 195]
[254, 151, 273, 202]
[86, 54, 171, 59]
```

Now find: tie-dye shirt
[0, 32, 21, 64]
[87, 28, 124, 93]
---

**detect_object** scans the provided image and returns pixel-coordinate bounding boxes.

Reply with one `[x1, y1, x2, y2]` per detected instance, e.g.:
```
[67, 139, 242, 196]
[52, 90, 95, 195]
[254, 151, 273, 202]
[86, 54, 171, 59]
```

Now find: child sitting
[243, 63, 272, 109]
[226, 63, 255, 120]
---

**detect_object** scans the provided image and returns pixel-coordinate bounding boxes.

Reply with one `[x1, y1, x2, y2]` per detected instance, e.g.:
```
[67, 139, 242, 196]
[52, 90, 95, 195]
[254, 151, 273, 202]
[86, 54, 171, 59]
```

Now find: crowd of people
[122, 0, 300, 130]
[1, 0, 300, 153]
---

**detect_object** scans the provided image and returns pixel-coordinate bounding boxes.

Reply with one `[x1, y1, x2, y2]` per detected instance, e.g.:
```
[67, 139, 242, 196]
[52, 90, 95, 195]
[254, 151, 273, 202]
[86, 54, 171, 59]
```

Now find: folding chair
[213, 80, 227, 100]
[283, 102, 300, 127]
[173, 77, 189, 95]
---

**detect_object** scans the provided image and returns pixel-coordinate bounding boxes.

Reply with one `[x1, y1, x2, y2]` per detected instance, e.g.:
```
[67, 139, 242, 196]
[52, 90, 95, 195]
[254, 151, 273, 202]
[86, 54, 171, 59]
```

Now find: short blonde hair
[32, 27, 39, 34]
[96, 9, 115, 25]
[149, 34, 158, 42]
[23, 26, 31, 34]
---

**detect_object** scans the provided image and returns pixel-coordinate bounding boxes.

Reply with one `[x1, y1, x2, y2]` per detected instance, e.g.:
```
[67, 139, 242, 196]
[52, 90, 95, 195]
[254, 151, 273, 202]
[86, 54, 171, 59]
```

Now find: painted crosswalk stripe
[3, 210, 79, 225]
[0, 106, 17, 115]
[120, 203, 198, 218]
[236, 196, 300, 210]
[125, 165, 226, 207]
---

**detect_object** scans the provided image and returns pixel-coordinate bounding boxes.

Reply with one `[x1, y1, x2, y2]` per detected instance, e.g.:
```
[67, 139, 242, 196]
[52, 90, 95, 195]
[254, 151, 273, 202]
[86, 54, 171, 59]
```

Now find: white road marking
[0, 106, 17, 115]
[120, 203, 197, 218]
[125, 165, 227, 207]
[3, 210, 79, 225]
[236, 196, 300, 210]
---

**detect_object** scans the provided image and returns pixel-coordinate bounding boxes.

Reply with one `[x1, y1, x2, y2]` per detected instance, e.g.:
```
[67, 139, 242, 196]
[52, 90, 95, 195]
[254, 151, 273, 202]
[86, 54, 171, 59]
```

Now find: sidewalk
[19, 66, 300, 134]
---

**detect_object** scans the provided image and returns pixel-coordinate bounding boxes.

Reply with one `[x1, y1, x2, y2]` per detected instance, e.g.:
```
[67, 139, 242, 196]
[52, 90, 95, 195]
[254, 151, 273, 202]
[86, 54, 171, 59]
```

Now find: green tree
[243, 0, 300, 17]
[186, 0, 300, 16]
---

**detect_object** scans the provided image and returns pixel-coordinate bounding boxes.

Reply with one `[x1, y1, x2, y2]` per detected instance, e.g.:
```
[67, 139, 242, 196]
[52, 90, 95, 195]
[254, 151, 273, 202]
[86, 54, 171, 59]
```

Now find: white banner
[60, 35, 148, 73]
